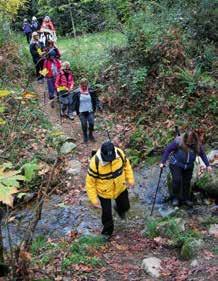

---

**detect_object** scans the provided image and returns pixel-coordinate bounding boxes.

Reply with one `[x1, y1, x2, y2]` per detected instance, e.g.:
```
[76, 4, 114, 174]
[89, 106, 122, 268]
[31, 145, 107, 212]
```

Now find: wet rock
[190, 259, 199, 267]
[142, 257, 161, 278]
[180, 239, 203, 260]
[65, 160, 81, 175]
[158, 205, 177, 217]
[136, 165, 169, 204]
[209, 224, 218, 238]
[60, 142, 77, 155]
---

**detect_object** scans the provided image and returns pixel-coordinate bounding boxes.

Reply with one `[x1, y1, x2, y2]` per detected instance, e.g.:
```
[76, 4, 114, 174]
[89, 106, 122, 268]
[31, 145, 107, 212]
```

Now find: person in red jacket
[40, 16, 56, 46]
[55, 61, 75, 119]
[41, 16, 55, 32]
[43, 50, 61, 105]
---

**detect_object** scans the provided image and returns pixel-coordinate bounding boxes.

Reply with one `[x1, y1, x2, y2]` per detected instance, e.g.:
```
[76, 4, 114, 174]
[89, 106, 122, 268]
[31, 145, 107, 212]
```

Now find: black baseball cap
[101, 141, 116, 162]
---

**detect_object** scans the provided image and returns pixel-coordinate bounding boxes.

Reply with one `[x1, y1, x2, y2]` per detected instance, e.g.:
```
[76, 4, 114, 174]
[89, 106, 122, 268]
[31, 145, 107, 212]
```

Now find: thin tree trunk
[68, 1, 76, 37]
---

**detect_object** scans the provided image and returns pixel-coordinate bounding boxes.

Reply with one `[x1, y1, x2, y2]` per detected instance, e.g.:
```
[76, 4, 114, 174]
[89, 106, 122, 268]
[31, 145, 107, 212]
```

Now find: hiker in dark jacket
[72, 78, 101, 143]
[160, 130, 212, 207]
[29, 31, 45, 80]
[23, 19, 32, 43]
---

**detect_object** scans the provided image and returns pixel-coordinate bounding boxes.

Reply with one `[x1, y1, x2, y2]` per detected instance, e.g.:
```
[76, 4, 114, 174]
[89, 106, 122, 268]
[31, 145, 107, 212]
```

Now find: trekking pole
[150, 167, 163, 216]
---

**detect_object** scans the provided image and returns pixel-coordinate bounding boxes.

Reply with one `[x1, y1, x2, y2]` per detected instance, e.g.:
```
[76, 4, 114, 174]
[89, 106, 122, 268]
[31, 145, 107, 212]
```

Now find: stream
[3, 164, 170, 248]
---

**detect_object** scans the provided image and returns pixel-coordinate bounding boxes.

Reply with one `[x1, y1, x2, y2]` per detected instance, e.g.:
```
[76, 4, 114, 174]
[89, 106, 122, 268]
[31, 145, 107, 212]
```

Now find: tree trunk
[68, 1, 76, 37]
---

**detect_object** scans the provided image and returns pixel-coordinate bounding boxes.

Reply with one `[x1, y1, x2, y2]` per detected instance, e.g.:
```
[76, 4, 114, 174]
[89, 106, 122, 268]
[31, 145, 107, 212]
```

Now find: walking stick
[150, 167, 163, 216]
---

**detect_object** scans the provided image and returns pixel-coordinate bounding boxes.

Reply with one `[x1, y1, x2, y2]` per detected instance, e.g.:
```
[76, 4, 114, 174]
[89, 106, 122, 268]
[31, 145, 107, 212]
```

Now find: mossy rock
[195, 170, 218, 197]
[180, 238, 203, 260]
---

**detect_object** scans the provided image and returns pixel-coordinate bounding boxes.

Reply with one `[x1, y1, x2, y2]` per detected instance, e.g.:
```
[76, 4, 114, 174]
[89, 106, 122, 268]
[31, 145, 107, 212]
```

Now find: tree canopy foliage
[0, 0, 27, 17]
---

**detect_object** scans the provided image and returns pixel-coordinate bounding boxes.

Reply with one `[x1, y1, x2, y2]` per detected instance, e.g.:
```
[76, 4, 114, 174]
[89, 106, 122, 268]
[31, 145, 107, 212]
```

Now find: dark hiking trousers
[98, 189, 130, 236]
[34, 58, 44, 79]
[79, 111, 94, 140]
[169, 164, 194, 202]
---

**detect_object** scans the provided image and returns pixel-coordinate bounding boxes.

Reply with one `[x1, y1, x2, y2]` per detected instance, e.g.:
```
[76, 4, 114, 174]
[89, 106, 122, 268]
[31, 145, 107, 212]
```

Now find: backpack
[93, 149, 126, 176]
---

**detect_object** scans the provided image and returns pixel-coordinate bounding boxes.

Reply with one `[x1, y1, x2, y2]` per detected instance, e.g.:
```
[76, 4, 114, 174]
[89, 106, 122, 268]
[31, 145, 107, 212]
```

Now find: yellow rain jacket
[86, 147, 135, 205]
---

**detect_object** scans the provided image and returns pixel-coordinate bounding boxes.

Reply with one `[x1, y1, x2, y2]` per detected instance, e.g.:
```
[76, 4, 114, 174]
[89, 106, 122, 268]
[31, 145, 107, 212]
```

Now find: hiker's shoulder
[73, 88, 80, 94]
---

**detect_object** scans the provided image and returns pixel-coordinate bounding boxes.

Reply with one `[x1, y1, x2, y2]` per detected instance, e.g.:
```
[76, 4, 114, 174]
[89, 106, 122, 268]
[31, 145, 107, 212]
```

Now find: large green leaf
[22, 161, 39, 182]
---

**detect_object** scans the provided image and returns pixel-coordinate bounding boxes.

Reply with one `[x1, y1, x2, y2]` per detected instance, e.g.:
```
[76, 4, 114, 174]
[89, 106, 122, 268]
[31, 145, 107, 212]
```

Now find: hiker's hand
[160, 163, 164, 169]
[93, 201, 101, 209]
[207, 166, 212, 173]
[128, 183, 134, 188]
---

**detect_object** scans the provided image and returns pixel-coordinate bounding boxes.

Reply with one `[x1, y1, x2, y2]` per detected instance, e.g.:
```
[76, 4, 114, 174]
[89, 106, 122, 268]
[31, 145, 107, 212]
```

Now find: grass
[58, 31, 126, 82]
[144, 216, 201, 248]
[62, 235, 105, 269]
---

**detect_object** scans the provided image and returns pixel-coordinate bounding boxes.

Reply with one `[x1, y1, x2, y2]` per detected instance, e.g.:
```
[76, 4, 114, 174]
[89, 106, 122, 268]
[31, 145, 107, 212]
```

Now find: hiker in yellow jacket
[86, 141, 134, 238]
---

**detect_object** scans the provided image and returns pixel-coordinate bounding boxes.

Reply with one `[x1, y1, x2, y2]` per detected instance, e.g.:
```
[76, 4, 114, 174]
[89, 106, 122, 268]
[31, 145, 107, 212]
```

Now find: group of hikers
[23, 16, 56, 44]
[26, 16, 99, 143]
[25, 16, 212, 240]
[86, 131, 212, 239]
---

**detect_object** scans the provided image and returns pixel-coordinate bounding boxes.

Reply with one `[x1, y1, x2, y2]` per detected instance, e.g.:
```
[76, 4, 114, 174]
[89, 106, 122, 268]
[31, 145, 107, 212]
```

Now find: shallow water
[3, 164, 169, 248]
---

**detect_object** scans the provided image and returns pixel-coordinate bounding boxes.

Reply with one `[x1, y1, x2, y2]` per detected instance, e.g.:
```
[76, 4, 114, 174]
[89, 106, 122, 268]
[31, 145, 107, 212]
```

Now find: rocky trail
[4, 81, 217, 280]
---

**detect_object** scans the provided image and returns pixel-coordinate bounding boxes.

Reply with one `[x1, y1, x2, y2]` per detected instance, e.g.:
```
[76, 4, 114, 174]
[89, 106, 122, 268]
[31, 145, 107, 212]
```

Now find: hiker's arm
[86, 161, 99, 206]
[199, 146, 211, 172]
[199, 146, 210, 167]
[161, 141, 177, 165]
[124, 157, 135, 186]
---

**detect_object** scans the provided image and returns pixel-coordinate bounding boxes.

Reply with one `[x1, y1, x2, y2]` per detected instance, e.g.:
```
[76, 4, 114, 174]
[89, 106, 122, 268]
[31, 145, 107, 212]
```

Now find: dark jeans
[169, 164, 194, 202]
[59, 91, 73, 116]
[25, 32, 32, 44]
[34, 58, 44, 79]
[98, 189, 130, 236]
[47, 77, 56, 99]
[79, 111, 94, 139]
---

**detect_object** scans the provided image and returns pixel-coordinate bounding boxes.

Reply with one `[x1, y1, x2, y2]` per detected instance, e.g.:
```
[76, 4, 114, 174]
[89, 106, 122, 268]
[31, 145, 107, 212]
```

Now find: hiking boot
[89, 130, 95, 142]
[83, 134, 88, 143]
[68, 115, 74, 120]
[101, 234, 111, 242]
[89, 134, 96, 142]
[172, 198, 179, 207]
[184, 200, 193, 207]
[50, 100, 55, 108]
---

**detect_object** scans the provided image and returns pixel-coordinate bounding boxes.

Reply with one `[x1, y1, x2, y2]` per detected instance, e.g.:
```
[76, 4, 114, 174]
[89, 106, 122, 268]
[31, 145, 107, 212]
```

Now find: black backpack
[92, 149, 126, 176]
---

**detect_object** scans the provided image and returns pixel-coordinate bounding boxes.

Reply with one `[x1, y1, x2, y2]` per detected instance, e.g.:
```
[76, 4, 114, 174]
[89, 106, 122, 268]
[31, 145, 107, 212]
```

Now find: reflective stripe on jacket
[86, 148, 135, 205]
